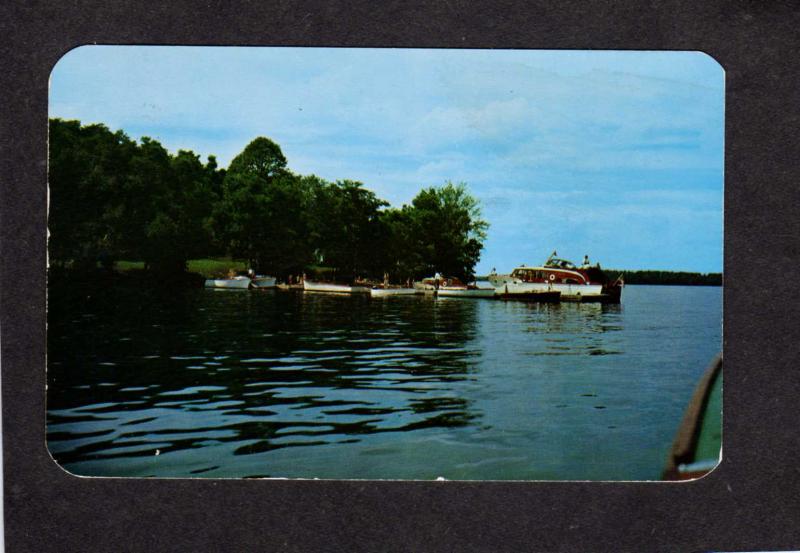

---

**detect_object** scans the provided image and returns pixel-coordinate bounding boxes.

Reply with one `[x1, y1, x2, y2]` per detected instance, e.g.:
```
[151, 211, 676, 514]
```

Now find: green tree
[48, 119, 138, 269]
[49, 119, 223, 274]
[311, 179, 388, 279]
[407, 181, 488, 281]
[141, 149, 217, 273]
[249, 172, 315, 276]
[227, 137, 287, 180]
[114, 136, 172, 265]
[216, 137, 314, 275]
[378, 206, 421, 282]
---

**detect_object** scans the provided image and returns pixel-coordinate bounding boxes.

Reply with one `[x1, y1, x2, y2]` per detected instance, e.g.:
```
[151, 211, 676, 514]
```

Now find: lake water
[47, 284, 721, 480]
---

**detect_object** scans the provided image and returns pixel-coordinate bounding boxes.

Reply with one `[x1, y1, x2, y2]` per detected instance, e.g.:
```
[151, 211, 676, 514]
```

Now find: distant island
[604, 270, 721, 286]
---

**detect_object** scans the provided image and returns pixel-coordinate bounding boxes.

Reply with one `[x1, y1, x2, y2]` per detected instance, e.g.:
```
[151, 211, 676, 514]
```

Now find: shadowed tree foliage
[48, 119, 137, 269]
[214, 137, 315, 276]
[226, 137, 287, 180]
[48, 119, 489, 282]
[141, 150, 218, 273]
[406, 181, 489, 281]
[49, 119, 218, 272]
[309, 179, 388, 280]
[606, 269, 722, 286]
[377, 206, 422, 282]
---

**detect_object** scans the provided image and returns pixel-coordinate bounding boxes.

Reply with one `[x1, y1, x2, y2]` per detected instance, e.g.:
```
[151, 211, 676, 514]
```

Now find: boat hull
[276, 283, 304, 291]
[204, 277, 251, 289]
[436, 287, 496, 298]
[303, 280, 370, 294]
[413, 281, 437, 293]
[369, 287, 417, 297]
[492, 280, 604, 301]
[496, 290, 561, 302]
[251, 276, 277, 288]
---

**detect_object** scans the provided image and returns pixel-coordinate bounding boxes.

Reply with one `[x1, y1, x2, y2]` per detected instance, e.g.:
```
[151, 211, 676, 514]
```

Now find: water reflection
[48, 285, 483, 473]
[47, 283, 721, 479]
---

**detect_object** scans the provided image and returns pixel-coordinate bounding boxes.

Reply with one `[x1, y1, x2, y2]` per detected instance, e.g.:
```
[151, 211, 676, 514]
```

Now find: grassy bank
[115, 259, 248, 278]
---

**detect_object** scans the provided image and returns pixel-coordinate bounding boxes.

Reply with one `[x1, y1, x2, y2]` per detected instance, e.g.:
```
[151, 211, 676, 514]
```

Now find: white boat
[303, 280, 370, 294]
[204, 276, 251, 289]
[488, 251, 623, 303]
[414, 275, 496, 298]
[251, 275, 277, 288]
[369, 287, 417, 297]
[437, 287, 495, 298]
[413, 280, 437, 294]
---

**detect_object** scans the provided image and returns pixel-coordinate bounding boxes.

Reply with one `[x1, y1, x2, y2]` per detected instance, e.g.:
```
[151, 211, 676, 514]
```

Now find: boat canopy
[543, 258, 577, 270]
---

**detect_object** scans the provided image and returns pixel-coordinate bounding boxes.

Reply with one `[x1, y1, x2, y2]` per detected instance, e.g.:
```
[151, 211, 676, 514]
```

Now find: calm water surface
[47, 284, 721, 480]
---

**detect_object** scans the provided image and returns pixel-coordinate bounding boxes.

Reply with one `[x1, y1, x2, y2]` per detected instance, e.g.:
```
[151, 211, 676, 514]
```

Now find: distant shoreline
[606, 270, 721, 286]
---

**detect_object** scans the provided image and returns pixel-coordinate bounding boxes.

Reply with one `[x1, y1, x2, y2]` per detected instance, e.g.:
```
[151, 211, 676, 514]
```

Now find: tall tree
[249, 172, 315, 276]
[407, 181, 488, 281]
[49, 119, 223, 273]
[48, 119, 138, 269]
[226, 137, 287, 180]
[215, 137, 314, 275]
[378, 206, 421, 282]
[311, 180, 388, 279]
[141, 149, 217, 273]
[114, 136, 172, 265]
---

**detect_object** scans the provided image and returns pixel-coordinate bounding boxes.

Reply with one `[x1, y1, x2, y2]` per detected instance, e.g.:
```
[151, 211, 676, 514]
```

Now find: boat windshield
[544, 258, 576, 270]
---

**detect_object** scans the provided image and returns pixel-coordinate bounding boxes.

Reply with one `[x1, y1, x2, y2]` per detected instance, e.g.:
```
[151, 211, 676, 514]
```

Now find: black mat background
[2, 1, 798, 551]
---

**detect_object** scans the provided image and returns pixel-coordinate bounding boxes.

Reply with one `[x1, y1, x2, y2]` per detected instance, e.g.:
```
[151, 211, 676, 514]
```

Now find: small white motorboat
[369, 286, 417, 297]
[414, 275, 496, 298]
[437, 286, 496, 298]
[303, 280, 370, 294]
[204, 276, 251, 289]
[251, 275, 277, 288]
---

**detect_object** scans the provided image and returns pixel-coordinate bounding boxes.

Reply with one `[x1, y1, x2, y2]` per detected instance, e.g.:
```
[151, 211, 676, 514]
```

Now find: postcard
[46, 47, 723, 480]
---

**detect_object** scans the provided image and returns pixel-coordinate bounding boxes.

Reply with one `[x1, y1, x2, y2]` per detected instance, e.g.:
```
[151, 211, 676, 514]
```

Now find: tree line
[48, 119, 488, 282]
[607, 270, 722, 286]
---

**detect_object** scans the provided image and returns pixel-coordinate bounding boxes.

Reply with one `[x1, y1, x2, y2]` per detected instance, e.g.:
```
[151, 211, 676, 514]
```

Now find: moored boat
[488, 251, 623, 303]
[303, 280, 370, 294]
[276, 283, 304, 291]
[414, 275, 496, 298]
[495, 287, 561, 302]
[369, 286, 417, 297]
[437, 286, 496, 298]
[251, 275, 277, 288]
[204, 276, 251, 289]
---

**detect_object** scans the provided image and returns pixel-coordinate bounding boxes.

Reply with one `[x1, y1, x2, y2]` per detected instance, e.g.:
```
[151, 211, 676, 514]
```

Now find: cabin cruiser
[488, 251, 623, 302]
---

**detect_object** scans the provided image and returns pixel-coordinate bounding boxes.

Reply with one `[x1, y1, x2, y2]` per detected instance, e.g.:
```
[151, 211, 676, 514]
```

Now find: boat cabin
[544, 257, 578, 270]
[421, 275, 466, 288]
[511, 266, 589, 285]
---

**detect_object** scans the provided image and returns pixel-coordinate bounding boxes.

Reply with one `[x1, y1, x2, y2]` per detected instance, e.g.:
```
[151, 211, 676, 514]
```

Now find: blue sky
[50, 47, 724, 273]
